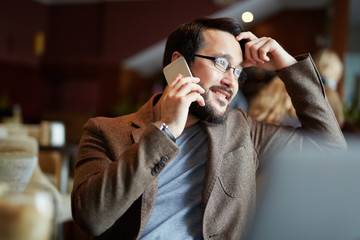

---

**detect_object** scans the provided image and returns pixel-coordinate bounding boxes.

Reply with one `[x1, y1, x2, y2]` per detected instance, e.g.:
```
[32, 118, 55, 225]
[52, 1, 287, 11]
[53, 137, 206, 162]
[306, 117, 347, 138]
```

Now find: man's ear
[171, 51, 183, 62]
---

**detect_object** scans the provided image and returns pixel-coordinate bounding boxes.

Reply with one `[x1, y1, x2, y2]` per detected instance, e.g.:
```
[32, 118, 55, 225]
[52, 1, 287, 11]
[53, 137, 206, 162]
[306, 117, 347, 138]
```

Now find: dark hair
[162, 17, 245, 68]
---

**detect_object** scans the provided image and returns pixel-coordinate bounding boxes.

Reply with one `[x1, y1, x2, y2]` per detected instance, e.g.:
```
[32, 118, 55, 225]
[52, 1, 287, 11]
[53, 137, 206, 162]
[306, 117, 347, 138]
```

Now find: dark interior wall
[0, 0, 48, 122]
[0, 0, 48, 63]
[45, 0, 221, 61]
[101, 0, 221, 61]
[0, 61, 45, 121]
[0, 0, 328, 131]
[0, 0, 222, 124]
[46, 4, 103, 59]
[250, 8, 327, 57]
[41, 0, 222, 119]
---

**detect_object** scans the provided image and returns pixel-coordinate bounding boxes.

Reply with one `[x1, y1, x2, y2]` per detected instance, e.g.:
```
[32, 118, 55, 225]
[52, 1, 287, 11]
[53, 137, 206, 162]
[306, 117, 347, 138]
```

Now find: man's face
[189, 29, 243, 123]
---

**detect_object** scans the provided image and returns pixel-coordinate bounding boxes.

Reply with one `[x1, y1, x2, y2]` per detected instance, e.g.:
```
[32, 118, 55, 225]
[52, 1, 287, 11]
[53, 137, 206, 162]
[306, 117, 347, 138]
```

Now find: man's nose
[221, 69, 236, 88]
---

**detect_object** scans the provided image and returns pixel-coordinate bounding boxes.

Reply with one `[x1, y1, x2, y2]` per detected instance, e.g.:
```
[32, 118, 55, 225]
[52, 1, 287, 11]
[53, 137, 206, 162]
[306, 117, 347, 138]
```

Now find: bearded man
[71, 17, 346, 240]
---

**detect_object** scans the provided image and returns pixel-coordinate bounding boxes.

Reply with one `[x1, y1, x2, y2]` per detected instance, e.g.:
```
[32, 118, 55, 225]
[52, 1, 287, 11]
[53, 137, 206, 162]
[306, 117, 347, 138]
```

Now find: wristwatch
[154, 121, 176, 143]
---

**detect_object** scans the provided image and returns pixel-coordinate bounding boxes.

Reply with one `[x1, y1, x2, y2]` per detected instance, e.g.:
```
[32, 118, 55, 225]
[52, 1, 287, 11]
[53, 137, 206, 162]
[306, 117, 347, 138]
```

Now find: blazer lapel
[131, 126, 144, 143]
[201, 122, 227, 207]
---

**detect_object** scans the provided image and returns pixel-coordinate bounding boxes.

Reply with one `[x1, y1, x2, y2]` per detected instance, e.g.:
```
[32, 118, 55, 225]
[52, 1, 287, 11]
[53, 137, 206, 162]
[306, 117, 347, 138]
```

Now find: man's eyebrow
[218, 53, 233, 59]
[218, 53, 243, 67]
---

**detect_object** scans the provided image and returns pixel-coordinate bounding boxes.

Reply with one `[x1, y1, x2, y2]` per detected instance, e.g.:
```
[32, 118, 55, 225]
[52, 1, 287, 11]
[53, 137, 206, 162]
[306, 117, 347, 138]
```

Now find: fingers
[167, 74, 204, 97]
[237, 32, 279, 68]
[164, 74, 205, 107]
[159, 75, 205, 137]
[188, 92, 205, 107]
[236, 32, 270, 66]
[236, 31, 258, 42]
[246, 37, 273, 64]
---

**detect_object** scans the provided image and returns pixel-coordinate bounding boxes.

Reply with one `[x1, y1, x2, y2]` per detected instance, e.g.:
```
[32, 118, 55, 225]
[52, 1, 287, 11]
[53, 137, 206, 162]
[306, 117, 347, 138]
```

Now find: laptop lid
[249, 140, 360, 240]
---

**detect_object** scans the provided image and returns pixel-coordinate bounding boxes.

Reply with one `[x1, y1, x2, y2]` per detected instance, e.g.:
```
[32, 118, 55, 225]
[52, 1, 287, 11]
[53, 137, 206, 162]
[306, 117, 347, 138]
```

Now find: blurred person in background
[247, 75, 300, 127]
[313, 48, 360, 140]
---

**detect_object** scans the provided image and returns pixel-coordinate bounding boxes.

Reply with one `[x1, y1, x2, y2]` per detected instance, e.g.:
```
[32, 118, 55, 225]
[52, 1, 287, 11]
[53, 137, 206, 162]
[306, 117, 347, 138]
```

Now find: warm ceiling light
[34, 31, 46, 56]
[242, 11, 254, 23]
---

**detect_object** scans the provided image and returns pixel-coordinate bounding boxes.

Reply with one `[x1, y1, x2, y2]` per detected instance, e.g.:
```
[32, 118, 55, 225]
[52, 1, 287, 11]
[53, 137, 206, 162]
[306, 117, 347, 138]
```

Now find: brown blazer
[71, 55, 346, 240]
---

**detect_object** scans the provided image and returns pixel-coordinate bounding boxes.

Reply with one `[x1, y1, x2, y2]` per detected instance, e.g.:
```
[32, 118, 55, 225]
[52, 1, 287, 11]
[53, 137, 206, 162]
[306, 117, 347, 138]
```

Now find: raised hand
[236, 31, 297, 71]
[154, 74, 205, 138]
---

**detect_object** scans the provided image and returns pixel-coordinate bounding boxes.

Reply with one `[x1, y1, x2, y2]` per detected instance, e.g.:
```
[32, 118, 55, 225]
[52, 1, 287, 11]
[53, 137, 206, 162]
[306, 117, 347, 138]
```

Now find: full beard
[189, 88, 231, 124]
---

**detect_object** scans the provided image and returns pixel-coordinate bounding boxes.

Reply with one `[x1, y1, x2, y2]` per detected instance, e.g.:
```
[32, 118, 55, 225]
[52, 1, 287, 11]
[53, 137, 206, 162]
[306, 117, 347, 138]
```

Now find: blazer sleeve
[71, 118, 179, 236]
[249, 54, 347, 162]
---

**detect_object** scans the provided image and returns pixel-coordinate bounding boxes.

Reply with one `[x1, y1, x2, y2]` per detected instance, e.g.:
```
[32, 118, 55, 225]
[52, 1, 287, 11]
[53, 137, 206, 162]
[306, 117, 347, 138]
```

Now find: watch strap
[154, 121, 176, 143]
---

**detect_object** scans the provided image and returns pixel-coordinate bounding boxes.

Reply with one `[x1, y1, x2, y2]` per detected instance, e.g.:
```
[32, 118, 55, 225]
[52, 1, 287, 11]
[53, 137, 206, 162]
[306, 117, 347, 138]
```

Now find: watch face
[160, 123, 168, 131]
[154, 121, 164, 129]
[154, 121, 175, 143]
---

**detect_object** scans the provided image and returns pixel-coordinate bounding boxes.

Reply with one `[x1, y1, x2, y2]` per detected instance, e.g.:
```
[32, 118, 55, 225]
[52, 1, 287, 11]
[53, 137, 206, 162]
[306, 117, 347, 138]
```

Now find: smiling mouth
[210, 87, 232, 101]
[213, 90, 228, 100]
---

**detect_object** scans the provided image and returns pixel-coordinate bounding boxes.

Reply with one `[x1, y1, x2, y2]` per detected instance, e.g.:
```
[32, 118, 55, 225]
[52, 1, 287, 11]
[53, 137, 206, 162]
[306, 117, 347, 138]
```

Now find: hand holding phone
[163, 56, 193, 85]
[159, 56, 204, 138]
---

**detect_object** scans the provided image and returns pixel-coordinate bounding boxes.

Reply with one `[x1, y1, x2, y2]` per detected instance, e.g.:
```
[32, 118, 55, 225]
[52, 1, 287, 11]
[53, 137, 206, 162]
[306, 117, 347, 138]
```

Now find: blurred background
[0, 0, 359, 239]
[0, 0, 359, 145]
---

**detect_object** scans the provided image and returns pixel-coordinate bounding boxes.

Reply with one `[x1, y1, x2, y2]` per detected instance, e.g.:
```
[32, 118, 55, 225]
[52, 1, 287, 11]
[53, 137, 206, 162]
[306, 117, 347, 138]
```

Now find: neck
[185, 114, 200, 128]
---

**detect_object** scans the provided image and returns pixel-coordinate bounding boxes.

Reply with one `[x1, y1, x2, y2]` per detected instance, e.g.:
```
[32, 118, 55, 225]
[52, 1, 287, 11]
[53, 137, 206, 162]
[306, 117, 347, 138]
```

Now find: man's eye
[219, 59, 227, 65]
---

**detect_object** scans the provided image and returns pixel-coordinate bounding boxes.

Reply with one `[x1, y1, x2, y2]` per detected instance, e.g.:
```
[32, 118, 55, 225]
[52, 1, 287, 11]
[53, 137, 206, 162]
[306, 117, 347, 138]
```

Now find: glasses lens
[233, 68, 241, 80]
[215, 58, 229, 72]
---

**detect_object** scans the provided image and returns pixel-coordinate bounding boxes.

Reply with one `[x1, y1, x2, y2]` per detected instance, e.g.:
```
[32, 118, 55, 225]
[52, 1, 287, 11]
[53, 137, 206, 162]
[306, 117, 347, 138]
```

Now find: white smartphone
[163, 56, 193, 85]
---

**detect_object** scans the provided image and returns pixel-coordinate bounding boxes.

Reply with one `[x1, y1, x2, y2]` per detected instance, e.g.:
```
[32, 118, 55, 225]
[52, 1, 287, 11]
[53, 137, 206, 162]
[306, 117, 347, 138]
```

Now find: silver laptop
[249, 140, 360, 240]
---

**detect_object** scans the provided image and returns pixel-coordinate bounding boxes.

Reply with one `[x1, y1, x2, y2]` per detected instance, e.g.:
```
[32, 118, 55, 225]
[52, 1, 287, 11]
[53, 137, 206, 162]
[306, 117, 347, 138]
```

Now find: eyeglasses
[194, 54, 246, 83]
